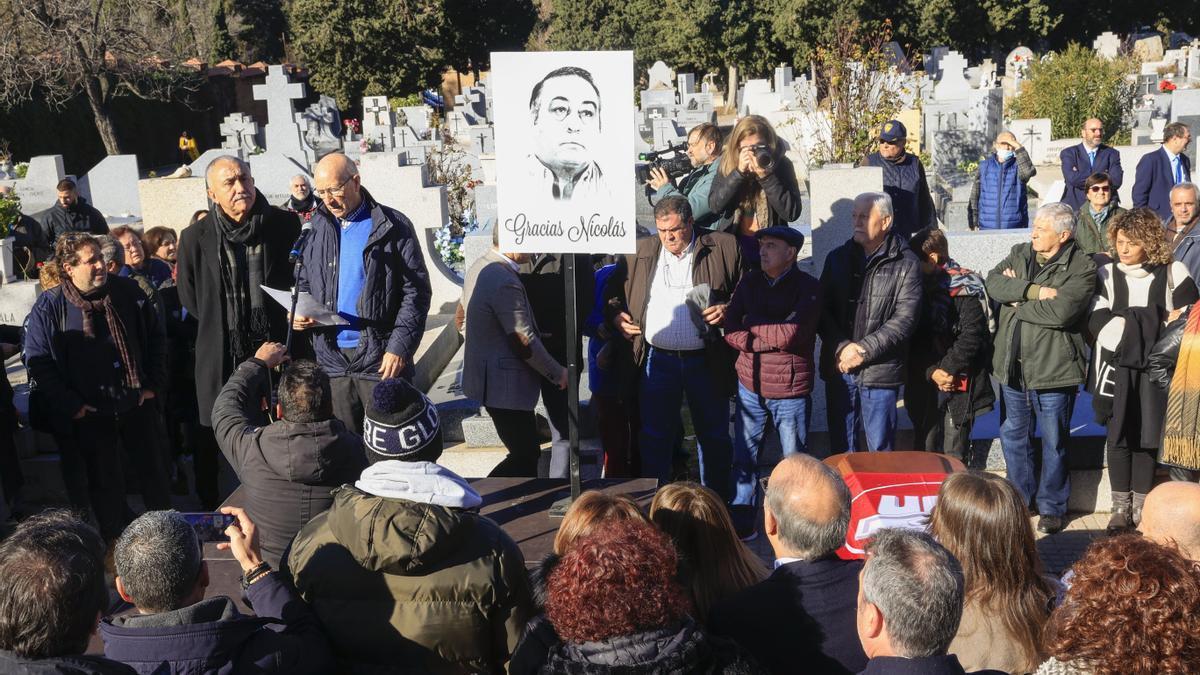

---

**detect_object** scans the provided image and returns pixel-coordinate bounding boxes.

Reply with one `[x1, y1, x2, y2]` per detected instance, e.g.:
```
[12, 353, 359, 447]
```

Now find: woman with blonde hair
[650, 482, 767, 622]
[1088, 207, 1198, 533]
[927, 471, 1055, 673]
[708, 114, 803, 268]
[510, 490, 649, 674]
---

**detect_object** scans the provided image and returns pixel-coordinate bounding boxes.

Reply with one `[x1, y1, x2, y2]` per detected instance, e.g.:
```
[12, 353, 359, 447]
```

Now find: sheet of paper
[260, 285, 350, 326]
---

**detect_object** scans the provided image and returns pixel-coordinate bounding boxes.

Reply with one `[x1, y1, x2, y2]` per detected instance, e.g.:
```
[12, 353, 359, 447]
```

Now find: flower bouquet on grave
[1160, 80, 1178, 92]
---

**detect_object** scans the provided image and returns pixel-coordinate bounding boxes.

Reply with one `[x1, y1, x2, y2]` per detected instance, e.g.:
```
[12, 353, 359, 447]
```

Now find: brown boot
[1107, 491, 1132, 535]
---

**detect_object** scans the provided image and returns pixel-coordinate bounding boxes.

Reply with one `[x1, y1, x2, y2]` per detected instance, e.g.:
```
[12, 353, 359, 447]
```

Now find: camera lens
[754, 147, 774, 172]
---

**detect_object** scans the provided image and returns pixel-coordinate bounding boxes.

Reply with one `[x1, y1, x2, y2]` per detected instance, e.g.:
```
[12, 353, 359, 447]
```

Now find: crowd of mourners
[1, 98, 1200, 673]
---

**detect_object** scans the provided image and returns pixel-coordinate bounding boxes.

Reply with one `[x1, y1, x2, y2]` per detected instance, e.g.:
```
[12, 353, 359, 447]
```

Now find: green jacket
[1073, 204, 1126, 257]
[285, 485, 533, 674]
[986, 240, 1097, 390]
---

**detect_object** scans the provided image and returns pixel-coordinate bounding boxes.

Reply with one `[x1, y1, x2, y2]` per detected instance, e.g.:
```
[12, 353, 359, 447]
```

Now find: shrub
[1009, 43, 1138, 145]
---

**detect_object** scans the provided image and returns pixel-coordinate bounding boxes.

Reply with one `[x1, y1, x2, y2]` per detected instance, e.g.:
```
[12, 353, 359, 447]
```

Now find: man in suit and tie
[461, 227, 567, 476]
[1134, 122, 1193, 222]
[1060, 118, 1123, 211]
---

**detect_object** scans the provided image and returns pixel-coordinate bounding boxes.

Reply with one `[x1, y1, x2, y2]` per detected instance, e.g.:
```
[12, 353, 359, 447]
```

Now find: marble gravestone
[933, 51, 972, 101]
[1093, 32, 1121, 60]
[219, 113, 261, 153]
[362, 96, 396, 150]
[1005, 47, 1034, 79]
[252, 65, 313, 166]
[677, 73, 696, 95]
[78, 155, 141, 217]
[647, 61, 675, 90]
[398, 106, 431, 136]
[298, 95, 342, 159]
[1171, 89, 1200, 170]
[1008, 119, 1052, 164]
[8, 155, 66, 213]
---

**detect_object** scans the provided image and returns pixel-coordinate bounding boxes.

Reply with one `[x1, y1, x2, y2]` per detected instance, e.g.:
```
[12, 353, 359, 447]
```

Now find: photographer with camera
[645, 123, 722, 230]
[709, 115, 803, 270]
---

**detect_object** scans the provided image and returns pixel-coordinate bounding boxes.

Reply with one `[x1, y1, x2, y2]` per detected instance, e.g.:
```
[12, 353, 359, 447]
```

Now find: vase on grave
[0, 237, 16, 283]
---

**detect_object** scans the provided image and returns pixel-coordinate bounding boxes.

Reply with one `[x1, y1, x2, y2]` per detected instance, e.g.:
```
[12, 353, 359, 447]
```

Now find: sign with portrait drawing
[491, 50, 635, 254]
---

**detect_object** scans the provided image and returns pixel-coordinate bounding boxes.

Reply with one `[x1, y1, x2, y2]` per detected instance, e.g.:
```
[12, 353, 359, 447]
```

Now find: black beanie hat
[362, 378, 443, 463]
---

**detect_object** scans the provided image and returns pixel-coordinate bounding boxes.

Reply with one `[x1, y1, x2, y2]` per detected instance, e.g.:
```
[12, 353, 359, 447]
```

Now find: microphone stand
[270, 231, 309, 421]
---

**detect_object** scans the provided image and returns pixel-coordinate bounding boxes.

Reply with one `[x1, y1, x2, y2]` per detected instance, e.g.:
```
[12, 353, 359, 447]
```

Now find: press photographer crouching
[709, 115, 804, 270]
[644, 122, 723, 230]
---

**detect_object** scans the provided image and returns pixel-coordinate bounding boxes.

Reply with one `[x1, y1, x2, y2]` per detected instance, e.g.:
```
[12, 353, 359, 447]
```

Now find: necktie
[1088, 149, 1096, 168]
[1176, 156, 1184, 184]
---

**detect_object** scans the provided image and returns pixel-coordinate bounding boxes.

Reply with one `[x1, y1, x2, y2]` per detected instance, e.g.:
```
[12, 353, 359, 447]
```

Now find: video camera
[635, 142, 692, 184]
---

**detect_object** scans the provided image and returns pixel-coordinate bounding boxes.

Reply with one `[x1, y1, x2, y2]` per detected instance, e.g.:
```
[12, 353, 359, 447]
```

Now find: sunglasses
[1089, 185, 1111, 193]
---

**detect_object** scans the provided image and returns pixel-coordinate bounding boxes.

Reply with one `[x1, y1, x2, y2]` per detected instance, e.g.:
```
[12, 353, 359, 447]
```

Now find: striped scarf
[1162, 307, 1200, 469]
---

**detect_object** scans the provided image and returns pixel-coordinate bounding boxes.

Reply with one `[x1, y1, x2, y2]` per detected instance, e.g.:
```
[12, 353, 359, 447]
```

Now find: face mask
[996, 149, 1014, 162]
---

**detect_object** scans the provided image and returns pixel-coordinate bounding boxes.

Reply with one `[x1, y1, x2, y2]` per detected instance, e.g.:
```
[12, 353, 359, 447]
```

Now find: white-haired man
[818, 192, 922, 453]
[986, 202, 1097, 534]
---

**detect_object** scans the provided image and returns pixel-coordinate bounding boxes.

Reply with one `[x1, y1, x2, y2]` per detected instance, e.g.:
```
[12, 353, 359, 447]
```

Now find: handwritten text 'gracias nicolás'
[504, 212, 627, 245]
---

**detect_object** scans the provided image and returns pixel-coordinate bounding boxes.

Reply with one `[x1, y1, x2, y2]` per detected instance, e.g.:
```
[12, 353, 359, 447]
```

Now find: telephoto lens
[753, 145, 775, 172]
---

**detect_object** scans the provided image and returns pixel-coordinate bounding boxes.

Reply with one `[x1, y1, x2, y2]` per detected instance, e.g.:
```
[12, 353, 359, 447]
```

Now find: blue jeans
[639, 347, 733, 501]
[732, 382, 811, 506]
[1000, 385, 1075, 517]
[824, 373, 898, 453]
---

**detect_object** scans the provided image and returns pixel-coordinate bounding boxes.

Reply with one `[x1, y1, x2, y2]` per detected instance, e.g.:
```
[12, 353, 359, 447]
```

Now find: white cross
[252, 66, 306, 130]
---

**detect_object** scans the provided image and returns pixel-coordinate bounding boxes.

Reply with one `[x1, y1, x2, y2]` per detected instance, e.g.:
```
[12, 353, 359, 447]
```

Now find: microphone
[289, 229, 311, 265]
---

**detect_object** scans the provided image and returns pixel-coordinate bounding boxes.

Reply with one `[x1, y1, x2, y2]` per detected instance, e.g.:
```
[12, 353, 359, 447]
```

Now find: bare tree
[0, 0, 203, 155]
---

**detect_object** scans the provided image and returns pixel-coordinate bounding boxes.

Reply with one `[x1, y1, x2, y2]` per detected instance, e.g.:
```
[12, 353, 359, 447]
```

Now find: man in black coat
[819, 192, 922, 453]
[36, 178, 108, 244]
[177, 156, 300, 508]
[25, 233, 172, 541]
[709, 454, 867, 675]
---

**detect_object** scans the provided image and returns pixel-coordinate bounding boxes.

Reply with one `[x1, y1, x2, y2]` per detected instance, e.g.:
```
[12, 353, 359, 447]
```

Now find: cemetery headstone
[11, 156, 66, 213]
[78, 155, 141, 217]
[251, 65, 313, 165]
[1005, 47, 1034, 79]
[362, 96, 396, 150]
[220, 113, 261, 153]
[647, 61, 675, 90]
[677, 73, 696, 95]
[298, 95, 342, 158]
[398, 105, 431, 135]
[1008, 118, 1052, 164]
[640, 89, 676, 110]
[924, 46, 950, 77]
[933, 51, 971, 101]
[1133, 35, 1165, 63]
[882, 42, 910, 73]
[1094, 32, 1121, 60]
[470, 127, 495, 156]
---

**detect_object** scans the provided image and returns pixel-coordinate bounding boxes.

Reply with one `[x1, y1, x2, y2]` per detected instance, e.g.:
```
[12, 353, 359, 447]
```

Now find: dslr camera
[744, 143, 775, 172]
[636, 142, 692, 184]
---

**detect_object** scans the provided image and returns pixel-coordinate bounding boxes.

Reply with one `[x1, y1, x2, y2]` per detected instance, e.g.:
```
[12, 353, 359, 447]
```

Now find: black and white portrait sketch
[493, 51, 634, 254]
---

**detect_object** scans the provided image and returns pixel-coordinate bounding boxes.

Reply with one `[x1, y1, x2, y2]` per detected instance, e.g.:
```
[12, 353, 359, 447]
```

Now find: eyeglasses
[1089, 185, 1111, 193]
[314, 177, 354, 199]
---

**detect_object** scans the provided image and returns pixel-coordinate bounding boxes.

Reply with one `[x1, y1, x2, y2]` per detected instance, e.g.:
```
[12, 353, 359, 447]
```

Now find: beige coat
[949, 598, 1038, 674]
[461, 249, 565, 410]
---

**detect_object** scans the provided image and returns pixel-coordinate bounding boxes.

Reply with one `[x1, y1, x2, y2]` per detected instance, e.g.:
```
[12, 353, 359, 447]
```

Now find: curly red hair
[1044, 534, 1200, 674]
[545, 519, 691, 642]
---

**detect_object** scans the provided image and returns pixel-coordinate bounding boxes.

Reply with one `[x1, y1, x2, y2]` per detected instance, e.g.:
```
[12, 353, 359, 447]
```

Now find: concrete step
[438, 439, 604, 479]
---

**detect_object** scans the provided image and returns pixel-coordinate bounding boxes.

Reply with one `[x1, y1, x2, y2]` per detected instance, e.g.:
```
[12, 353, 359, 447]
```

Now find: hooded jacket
[284, 461, 534, 674]
[211, 357, 367, 568]
[99, 571, 331, 675]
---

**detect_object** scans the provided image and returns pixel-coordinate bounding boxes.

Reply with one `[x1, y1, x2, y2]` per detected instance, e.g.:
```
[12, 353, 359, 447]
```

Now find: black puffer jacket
[1148, 304, 1193, 389]
[539, 620, 763, 675]
[818, 233, 923, 387]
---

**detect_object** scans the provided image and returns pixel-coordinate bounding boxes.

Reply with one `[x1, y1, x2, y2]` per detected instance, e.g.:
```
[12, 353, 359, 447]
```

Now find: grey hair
[290, 174, 311, 185]
[114, 511, 202, 613]
[1036, 202, 1076, 235]
[862, 528, 964, 658]
[765, 454, 851, 559]
[1171, 181, 1200, 206]
[204, 155, 251, 188]
[95, 234, 123, 267]
[857, 191, 893, 219]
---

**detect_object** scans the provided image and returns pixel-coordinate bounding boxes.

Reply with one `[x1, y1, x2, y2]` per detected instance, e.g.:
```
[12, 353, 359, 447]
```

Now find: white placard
[491, 51, 635, 254]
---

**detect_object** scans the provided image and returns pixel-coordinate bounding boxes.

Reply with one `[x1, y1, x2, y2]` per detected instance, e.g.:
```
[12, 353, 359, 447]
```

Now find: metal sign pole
[550, 253, 582, 517]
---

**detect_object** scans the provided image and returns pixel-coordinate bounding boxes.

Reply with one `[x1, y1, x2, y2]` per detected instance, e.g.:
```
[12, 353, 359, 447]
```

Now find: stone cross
[219, 113, 260, 153]
[1021, 125, 1043, 147]
[934, 51, 972, 100]
[1093, 32, 1121, 60]
[251, 65, 310, 163]
[364, 97, 390, 126]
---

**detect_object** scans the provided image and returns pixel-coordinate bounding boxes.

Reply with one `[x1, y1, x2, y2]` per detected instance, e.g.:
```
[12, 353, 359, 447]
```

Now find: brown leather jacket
[602, 230, 743, 396]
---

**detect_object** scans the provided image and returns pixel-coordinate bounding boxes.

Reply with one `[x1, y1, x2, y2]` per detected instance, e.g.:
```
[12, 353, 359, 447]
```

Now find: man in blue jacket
[25, 233, 172, 541]
[101, 508, 331, 674]
[293, 152, 432, 434]
[1133, 121, 1192, 222]
[1060, 118, 1123, 211]
[861, 120, 936, 237]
